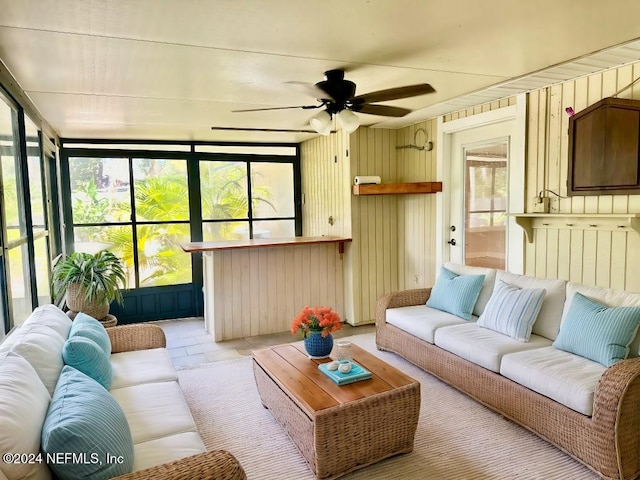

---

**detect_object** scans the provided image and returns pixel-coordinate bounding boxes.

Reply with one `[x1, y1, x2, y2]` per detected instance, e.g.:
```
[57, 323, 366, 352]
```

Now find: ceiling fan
[232, 69, 435, 135]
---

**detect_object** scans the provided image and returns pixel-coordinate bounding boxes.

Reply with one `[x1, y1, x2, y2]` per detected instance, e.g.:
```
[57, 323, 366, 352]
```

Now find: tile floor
[154, 317, 376, 369]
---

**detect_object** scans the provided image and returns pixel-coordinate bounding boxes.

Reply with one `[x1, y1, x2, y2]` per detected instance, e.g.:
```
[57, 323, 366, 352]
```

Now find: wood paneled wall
[443, 98, 517, 122]
[204, 243, 345, 340]
[300, 131, 351, 237]
[348, 127, 399, 324]
[526, 62, 640, 291]
[301, 125, 439, 325]
[394, 121, 438, 291]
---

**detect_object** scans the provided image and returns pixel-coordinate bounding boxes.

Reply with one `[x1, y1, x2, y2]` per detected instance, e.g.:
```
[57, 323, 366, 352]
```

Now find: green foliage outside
[1, 155, 20, 240]
[71, 159, 275, 288]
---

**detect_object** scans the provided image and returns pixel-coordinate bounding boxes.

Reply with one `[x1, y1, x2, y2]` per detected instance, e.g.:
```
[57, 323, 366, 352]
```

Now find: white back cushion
[496, 271, 567, 340]
[23, 305, 72, 339]
[562, 282, 640, 358]
[0, 323, 66, 395]
[444, 263, 496, 316]
[0, 353, 52, 480]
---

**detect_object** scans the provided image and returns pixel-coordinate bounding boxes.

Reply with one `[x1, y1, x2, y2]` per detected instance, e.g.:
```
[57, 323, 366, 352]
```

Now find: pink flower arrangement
[291, 306, 342, 338]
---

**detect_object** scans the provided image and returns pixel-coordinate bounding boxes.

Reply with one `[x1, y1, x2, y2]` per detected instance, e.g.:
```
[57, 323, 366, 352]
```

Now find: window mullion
[128, 157, 141, 289]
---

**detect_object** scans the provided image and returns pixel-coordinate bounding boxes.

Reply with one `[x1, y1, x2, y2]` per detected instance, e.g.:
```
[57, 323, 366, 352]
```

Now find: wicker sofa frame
[105, 324, 247, 480]
[376, 288, 640, 480]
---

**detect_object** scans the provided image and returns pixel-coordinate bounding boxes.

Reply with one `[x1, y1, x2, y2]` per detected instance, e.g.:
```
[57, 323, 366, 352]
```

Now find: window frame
[0, 86, 55, 332]
[59, 141, 302, 322]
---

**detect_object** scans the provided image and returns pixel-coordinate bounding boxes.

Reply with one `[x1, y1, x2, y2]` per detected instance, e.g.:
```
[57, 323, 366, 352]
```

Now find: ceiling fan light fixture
[310, 110, 332, 135]
[337, 109, 360, 133]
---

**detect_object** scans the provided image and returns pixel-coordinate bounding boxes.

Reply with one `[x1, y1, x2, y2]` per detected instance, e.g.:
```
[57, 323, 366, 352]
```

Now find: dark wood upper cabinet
[568, 97, 640, 195]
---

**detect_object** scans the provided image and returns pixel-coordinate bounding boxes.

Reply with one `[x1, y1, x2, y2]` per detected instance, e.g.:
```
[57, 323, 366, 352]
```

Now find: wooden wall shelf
[353, 182, 442, 196]
[510, 213, 640, 243]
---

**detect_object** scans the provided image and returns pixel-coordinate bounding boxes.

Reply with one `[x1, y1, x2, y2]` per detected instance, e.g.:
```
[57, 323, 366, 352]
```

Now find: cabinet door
[569, 100, 640, 195]
[604, 107, 639, 187]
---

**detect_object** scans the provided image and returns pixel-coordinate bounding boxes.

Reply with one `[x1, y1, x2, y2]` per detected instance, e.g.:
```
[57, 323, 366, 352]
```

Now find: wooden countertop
[181, 235, 352, 253]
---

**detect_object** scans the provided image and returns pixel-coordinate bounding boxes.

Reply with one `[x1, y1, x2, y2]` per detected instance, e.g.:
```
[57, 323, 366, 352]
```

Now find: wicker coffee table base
[253, 360, 420, 480]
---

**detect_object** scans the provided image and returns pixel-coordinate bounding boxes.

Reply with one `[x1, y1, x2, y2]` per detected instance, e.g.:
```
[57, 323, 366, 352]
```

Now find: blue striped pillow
[477, 280, 546, 342]
[553, 293, 640, 367]
[70, 312, 111, 357]
[41, 366, 133, 479]
[426, 266, 485, 320]
[62, 336, 113, 389]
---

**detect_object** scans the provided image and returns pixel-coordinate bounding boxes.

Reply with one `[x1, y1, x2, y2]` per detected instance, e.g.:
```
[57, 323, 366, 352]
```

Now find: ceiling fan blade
[232, 105, 320, 113]
[352, 104, 412, 117]
[285, 81, 335, 101]
[352, 84, 435, 104]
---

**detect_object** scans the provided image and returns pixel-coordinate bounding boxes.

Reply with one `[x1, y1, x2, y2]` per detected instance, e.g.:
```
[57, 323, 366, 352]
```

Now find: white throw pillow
[0, 353, 52, 480]
[444, 263, 496, 316]
[478, 280, 546, 342]
[496, 271, 566, 340]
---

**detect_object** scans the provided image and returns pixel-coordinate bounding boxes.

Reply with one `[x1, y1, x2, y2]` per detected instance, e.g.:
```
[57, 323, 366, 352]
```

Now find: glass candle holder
[336, 341, 353, 363]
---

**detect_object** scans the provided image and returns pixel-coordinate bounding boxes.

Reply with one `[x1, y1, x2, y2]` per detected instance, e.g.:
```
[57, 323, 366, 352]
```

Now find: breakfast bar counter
[182, 236, 351, 341]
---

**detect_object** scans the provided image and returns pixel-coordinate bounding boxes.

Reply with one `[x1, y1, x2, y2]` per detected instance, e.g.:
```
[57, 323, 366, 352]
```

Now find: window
[69, 156, 192, 288]
[0, 92, 54, 334]
[1, 99, 32, 326]
[200, 160, 296, 240]
[25, 115, 51, 305]
[61, 142, 301, 322]
[464, 142, 508, 270]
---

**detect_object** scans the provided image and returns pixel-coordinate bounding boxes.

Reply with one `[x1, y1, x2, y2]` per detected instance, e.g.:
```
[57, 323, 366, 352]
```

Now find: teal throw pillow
[42, 366, 133, 480]
[553, 293, 640, 367]
[477, 280, 546, 342]
[62, 336, 113, 389]
[69, 312, 111, 356]
[426, 266, 485, 320]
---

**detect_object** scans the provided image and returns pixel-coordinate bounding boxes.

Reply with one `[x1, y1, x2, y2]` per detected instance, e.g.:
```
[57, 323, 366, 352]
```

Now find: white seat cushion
[132, 432, 205, 472]
[110, 348, 177, 389]
[386, 305, 469, 344]
[434, 323, 552, 372]
[110, 381, 198, 444]
[501, 346, 605, 416]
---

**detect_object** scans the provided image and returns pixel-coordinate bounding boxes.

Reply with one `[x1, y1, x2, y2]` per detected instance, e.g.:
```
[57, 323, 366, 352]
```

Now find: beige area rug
[178, 333, 597, 480]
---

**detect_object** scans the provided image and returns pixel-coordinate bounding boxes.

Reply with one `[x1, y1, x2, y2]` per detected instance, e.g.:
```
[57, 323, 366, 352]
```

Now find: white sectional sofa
[0, 304, 246, 480]
[376, 263, 640, 480]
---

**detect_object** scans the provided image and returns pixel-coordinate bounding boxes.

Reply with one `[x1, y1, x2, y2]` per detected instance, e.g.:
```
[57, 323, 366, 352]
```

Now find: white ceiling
[1, 0, 640, 144]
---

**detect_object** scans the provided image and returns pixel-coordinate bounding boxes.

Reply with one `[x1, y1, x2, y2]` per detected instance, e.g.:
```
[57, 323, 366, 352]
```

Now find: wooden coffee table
[252, 342, 420, 479]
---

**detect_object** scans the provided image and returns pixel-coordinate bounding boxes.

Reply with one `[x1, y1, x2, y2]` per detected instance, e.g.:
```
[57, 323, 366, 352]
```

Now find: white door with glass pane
[439, 99, 525, 273]
[450, 125, 511, 268]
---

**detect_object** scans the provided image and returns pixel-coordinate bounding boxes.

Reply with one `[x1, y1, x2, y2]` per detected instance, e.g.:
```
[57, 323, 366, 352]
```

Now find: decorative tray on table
[318, 361, 372, 385]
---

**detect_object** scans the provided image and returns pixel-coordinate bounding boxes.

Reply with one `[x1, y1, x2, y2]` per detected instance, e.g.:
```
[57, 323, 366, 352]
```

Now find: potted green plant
[51, 250, 126, 321]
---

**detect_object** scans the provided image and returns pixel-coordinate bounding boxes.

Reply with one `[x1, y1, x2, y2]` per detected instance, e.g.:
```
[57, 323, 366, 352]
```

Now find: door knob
[447, 239, 457, 246]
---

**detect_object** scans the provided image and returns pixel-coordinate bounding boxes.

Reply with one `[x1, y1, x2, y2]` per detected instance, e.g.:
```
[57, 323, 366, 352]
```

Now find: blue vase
[304, 331, 333, 358]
